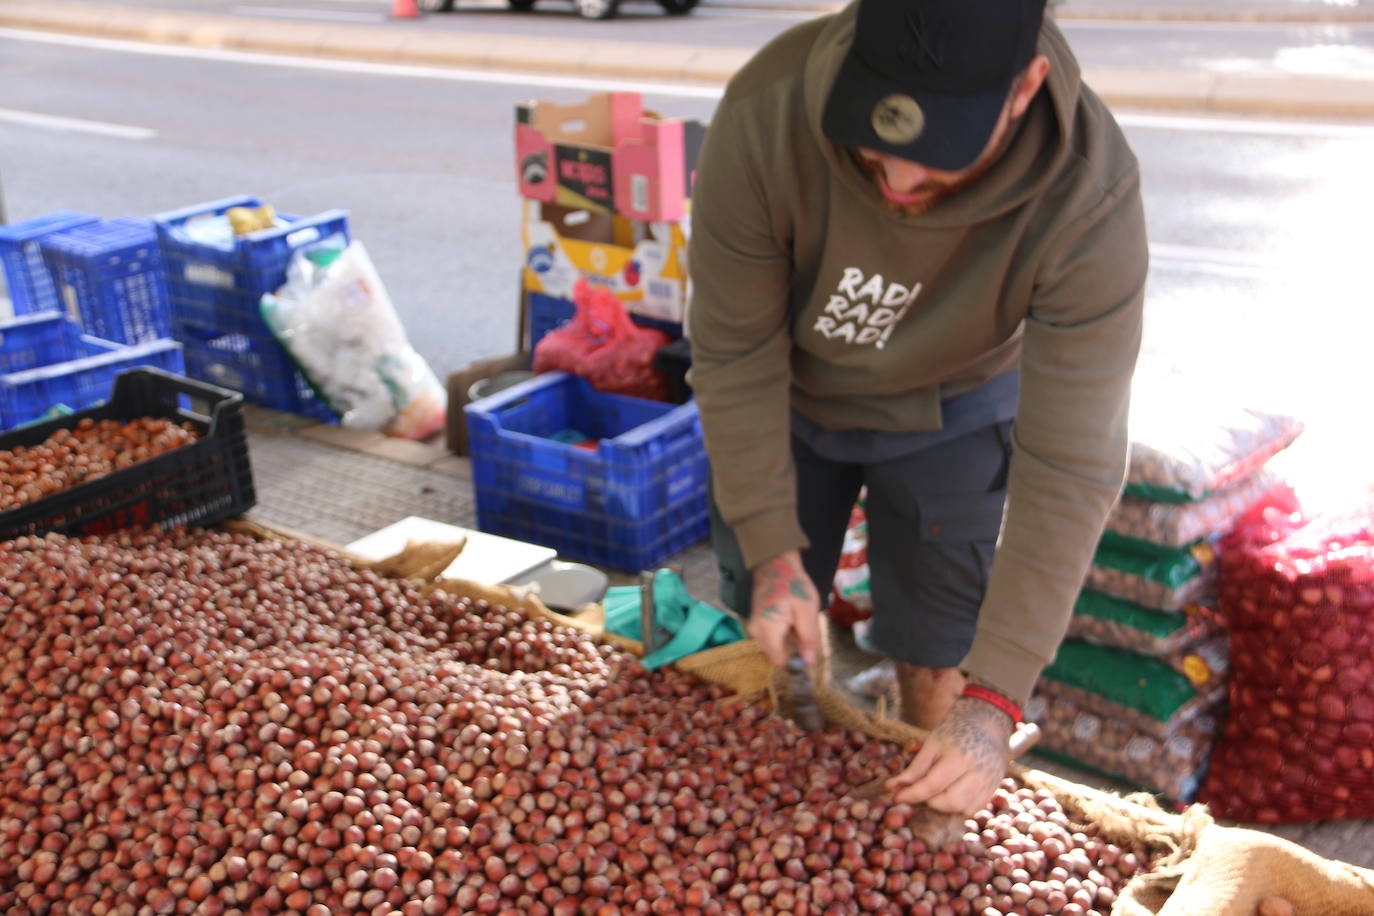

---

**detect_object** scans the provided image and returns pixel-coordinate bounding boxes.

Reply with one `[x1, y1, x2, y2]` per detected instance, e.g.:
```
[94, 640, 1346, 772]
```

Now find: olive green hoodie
[687, 5, 1148, 704]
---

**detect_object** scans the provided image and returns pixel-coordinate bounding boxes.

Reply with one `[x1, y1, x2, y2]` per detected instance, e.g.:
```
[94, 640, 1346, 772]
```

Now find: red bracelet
[961, 684, 1023, 724]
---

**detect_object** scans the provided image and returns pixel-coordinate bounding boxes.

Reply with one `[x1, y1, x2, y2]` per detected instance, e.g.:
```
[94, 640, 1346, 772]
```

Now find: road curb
[4, 0, 1374, 117]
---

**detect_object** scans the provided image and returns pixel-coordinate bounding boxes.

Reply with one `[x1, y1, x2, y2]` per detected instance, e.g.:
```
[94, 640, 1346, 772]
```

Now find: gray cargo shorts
[710, 420, 1012, 669]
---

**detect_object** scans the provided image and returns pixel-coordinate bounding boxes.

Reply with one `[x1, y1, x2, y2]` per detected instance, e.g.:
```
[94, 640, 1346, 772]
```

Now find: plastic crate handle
[108, 367, 245, 433]
[151, 199, 349, 254]
[462, 371, 568, 426]
[151, 195, 265, 229]
[240, 210, 350, 248]
[464, 372, 701, 452]
[601, 400, 701, 457]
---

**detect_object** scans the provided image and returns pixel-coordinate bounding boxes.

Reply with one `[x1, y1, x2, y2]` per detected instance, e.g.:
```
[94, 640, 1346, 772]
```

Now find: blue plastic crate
[152, 195, 349, 336]
[0, 312, 88, 375]
[0, 211, 100, 318]
[526, 291, 682, 351]
[39, 218, 172, 345]
[465, 371, 708, 571]
[173, 321, 337, 422]
[0, 329, 184, 431]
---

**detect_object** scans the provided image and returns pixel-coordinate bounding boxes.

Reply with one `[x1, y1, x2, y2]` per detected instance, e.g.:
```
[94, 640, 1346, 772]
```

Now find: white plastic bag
[1125, 385, 1303, 502]
[261, 240, 446, 439]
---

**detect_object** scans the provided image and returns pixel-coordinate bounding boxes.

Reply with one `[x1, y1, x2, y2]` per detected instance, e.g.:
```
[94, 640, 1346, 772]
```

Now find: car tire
[575, 0, 619, 19]
[656, 0, 697, 14]
[419, 0, 456, 10]
[508, 0, 536, 9]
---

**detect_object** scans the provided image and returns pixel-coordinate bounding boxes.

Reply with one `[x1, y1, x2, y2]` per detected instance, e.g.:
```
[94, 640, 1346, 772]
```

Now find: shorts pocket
[914, 488, 1008, 543]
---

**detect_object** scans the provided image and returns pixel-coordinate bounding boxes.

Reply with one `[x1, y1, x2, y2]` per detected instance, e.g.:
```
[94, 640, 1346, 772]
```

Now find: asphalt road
[68, 0, 1374, 76]
[2, 27, 1371, 501]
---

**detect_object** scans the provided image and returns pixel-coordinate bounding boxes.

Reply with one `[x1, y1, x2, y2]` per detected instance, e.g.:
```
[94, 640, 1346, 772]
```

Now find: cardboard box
[520, 200, 689, 326]
[444, 350, 533, 456]
[515, 92, 705, 223]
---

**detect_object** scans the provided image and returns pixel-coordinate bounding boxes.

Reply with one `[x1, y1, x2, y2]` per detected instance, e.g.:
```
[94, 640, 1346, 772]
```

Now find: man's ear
[1010, 54, 1051, 119]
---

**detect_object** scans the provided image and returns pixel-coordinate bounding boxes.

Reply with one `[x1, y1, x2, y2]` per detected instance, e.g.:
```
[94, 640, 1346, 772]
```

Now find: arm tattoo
[754, 559, 810, 620]
[944, 697, 1012, 773]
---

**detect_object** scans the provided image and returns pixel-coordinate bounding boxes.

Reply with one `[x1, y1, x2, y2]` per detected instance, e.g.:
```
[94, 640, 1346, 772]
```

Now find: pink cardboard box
[515, 91, 705, 223]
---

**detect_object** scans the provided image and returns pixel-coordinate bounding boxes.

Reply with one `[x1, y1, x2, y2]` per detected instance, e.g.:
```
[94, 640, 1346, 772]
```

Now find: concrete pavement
[3, 0, 1374, 118]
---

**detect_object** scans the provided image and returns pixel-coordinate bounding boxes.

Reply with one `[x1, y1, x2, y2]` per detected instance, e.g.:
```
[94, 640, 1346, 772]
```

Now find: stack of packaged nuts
[1029, 389, 1304, 802]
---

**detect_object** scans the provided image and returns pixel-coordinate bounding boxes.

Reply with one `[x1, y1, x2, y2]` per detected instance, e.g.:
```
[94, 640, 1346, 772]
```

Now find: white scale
[346, 515, 557, 585]
[347, 516, 610, 611]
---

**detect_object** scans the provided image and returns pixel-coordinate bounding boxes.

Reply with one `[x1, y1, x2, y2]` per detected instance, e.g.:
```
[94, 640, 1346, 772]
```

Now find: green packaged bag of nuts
[1067, 589, 1222, 657]
[1040, 636, 1229, 738]
[1026, 682, 1223, 802]
[1123, 387, 1302, 503]
[1086, 533, 1218, 611]
[1106, 471, 1280, 548]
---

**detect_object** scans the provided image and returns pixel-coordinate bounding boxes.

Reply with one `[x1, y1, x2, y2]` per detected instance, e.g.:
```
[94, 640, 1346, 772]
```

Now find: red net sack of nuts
[531, 277, 613, 376]
[577, 280, 673, 402]
[1199, 493, 1374, 823]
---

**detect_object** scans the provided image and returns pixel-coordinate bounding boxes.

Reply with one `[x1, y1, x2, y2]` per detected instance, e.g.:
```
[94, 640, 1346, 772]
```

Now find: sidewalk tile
[295, 423, 381, 452]
[427, 454, 473, 481]
[354, 435, 450, 466]
[1212, 71, 1374, 119]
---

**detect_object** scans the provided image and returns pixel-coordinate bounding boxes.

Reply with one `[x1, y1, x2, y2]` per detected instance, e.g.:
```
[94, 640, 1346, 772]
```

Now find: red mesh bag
[532, 278, 613, 376]
[578, 282, 672, 402]
[1198, 491, 1374, 824]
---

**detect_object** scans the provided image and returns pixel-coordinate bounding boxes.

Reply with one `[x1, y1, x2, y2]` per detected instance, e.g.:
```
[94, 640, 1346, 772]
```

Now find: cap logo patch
[871, 94, 924, 144]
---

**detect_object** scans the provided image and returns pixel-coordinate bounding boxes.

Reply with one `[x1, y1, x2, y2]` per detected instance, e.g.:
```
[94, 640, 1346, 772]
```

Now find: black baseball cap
[822, 0, 1047, 172]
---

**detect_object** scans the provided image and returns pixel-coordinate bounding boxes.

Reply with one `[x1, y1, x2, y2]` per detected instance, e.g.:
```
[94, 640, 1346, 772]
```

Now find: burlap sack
[243, 526, 1374, 916]
[1114, 823, 1374, 916]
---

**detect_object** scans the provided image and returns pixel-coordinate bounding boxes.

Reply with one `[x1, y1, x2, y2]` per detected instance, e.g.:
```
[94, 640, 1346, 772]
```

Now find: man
[687, 0, 1147, 815]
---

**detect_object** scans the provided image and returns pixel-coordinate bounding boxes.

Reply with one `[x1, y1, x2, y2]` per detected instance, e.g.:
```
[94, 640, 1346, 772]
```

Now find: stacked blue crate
[0, 211, 100, 319]
[39, 218, 173, 344]
[152, 195, 347, 422]
[0, 312, 182, 431]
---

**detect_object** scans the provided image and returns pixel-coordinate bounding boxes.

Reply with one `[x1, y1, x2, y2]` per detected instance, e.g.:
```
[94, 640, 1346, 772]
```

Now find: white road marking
[1062, 18, 1374, 33]
[231, 6, 388, 23]
[690, 7, 818, 20]
[0, 26, 727, 97]
[5, 25, 1374, 134]
[1148, 243, 1278, 278]
[0, 105, 156, 139]
[1117, 111, 1374, 139]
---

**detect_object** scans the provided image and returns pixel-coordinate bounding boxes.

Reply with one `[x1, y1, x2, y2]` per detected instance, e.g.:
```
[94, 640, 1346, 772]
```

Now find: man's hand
[885, 694, 1015, 815]
[748, 549, 821, 666]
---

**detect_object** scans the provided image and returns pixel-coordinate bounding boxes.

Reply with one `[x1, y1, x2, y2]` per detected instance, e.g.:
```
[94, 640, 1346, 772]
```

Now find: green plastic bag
[603, 569, 745, 670]
[14, 403, 74, 430]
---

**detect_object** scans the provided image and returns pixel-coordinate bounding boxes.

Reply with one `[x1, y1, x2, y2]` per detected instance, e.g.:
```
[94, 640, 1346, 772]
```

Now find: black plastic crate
[0, 368, 255, 540]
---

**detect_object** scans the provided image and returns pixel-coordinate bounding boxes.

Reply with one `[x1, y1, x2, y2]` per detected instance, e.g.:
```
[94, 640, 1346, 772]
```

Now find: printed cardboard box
[520, 200, 689, 326]
[515, 92, 705, 223]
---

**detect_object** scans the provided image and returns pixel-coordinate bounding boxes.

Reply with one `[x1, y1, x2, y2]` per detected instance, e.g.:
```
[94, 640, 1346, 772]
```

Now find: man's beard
[856, 157, 988, 216]
[853, 110, 1026, 217]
